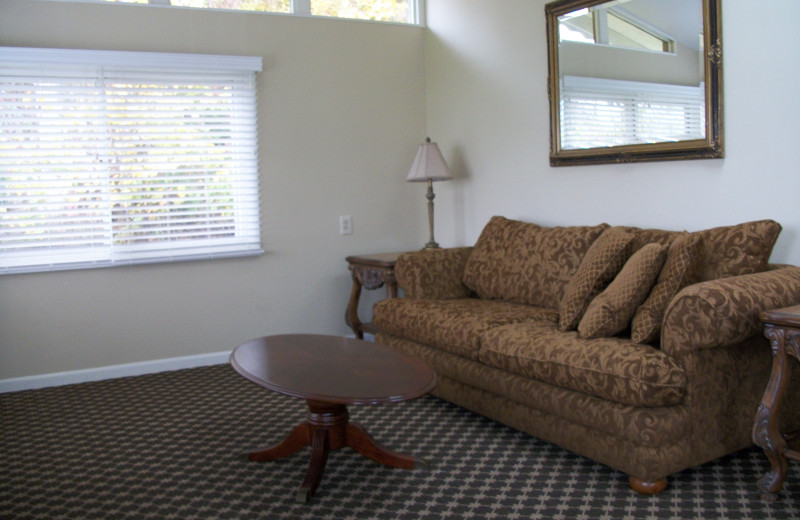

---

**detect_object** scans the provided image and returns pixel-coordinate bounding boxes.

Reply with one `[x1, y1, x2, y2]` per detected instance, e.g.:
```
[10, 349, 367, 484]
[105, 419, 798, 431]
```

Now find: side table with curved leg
[345, 253, 401, 339]
[753, 305, 800, 501]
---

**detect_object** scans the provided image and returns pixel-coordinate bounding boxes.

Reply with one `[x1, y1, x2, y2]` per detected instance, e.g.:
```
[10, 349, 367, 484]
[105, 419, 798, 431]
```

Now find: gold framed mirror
[545, 0, 723, 166]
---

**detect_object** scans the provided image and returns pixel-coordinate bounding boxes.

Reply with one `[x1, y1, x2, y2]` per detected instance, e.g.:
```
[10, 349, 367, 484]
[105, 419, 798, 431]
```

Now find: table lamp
[406, 138, 453, 249]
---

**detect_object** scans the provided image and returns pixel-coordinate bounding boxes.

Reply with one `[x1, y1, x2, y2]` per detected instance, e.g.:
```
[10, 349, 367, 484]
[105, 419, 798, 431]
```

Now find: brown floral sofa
[373, 216, 800, 494]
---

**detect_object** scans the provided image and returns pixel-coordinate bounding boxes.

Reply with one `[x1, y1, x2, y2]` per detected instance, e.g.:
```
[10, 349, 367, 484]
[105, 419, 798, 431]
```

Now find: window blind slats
[0, 47, 263, 274]
[560, 75, 705, 150]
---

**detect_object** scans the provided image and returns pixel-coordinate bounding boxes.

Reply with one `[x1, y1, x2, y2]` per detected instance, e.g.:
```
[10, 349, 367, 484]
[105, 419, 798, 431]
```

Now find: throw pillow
[558, 227, 636, 331]
[694, 220, 781, 281]
[631, 233, 703, 344]
[578, 243, 668, 339]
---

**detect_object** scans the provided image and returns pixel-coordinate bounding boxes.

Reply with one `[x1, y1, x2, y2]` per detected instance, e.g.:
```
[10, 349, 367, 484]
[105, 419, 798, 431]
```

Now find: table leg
[345, 276, 364, 339]
[753, 326, 791, 501]
[345, 422, 420, 469]
[247, 422, 310, 462]
[245, 399, 423, 502]
[297, 428, 330, 503]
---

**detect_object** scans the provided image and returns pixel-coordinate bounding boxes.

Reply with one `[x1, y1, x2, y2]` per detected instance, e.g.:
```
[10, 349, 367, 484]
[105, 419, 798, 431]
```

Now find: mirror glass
[545, 0, 723, 166]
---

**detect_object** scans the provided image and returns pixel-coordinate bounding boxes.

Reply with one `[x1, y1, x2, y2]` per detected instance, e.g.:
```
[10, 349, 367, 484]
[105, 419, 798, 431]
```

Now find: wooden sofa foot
[629, 476, 667, 494]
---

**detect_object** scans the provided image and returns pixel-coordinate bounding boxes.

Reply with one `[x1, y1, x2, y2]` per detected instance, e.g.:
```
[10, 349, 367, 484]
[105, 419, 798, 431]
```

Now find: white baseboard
[0, 351, 231, 394]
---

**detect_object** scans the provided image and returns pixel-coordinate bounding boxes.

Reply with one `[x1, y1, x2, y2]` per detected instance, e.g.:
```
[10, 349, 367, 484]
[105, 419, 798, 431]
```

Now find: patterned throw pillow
[694, 220, 781, 281]
[631, 233, 703, 344]
[558, 227, 636, 331]
[578, 243, 668, 339]
[463, 216, 608, 308]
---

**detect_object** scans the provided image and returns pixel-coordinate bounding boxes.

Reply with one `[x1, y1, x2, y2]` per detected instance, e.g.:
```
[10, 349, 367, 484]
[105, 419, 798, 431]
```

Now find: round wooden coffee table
[230, 334, 437, 502]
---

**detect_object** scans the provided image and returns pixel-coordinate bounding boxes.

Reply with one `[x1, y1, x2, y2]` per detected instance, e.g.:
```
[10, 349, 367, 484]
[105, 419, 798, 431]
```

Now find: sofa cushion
[694, 220, 781, 281]
[558, 227, 636, 331]
[373, 297, 558, 360]
[620, 226, 681, 250]
[462, 216, 608, 308]
[478, 321, 687, 407]
[578, 243, 668, 339]
[631, 233, 703, 344]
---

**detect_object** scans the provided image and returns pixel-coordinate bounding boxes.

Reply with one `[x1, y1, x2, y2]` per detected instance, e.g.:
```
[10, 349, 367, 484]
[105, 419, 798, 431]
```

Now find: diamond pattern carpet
[2, 364, 800, 519]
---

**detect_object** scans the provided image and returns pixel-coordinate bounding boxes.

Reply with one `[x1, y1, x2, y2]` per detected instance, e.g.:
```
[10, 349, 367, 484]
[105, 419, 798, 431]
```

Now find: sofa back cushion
[619, 227, 681, 250]
[694, 220, 782, 281]
[462, 216, 608, 308]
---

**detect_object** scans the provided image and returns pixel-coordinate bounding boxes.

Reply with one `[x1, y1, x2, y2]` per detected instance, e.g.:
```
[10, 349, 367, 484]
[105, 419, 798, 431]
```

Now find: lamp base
[422, 179, 441, 251]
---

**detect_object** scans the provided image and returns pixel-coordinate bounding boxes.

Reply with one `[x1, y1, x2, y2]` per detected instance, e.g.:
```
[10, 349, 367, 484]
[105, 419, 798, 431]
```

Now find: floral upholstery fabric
[620, 226, 681, 250]
[558, 227, 636, 331]
[631, 233, 703, 344]
[693, 220, 781, 281]
[370, 216, 800, 485]
[395, 247, 474, 300]
[373, 297, 557, 360]
[578, 243, 668, 339]
[661, 266, 800, 357]
[477, 321, 686, 407]
[377, 333, 690, 447]
[430, 376, 693, 483]
[462, 216, 607, 308]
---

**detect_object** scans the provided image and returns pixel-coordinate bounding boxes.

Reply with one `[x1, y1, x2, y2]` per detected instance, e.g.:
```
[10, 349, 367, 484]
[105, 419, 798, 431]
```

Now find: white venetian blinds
[560, 75, 705, 150]
[0, 47, 263, 274]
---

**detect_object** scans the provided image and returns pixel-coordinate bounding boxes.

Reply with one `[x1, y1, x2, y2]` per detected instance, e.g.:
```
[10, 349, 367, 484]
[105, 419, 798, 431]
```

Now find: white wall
[560, 40, 701, 86]
[425, 0, 800, 268]
[0, 0, 427, 379]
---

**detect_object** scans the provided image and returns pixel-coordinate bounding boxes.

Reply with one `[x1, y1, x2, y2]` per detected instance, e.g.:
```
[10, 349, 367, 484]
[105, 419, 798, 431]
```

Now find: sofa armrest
[395, 247, 474, 299]
[661, 266, 800, 357]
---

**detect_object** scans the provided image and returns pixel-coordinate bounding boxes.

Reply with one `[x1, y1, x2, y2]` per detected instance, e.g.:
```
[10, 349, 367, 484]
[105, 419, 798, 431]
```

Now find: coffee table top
[230, 334, 437, 405]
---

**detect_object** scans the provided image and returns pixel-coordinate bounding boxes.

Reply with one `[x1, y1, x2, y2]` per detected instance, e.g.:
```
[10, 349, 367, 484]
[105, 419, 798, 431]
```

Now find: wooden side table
[752, 304, 800, 501]
[345, 252, 401, 339]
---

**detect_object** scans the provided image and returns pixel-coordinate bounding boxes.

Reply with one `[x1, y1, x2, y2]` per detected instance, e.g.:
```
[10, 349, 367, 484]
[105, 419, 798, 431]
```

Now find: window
[559, 5, 674, 53]
[0, 47, 263, 275]
[560, 76, 705, 150]
[309, 0, 413, 23]
[54, 0, 419, 24]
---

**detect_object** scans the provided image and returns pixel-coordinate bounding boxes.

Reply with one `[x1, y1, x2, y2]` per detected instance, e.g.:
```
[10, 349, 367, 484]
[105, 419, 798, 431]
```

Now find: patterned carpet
[2, 363, 800, 520]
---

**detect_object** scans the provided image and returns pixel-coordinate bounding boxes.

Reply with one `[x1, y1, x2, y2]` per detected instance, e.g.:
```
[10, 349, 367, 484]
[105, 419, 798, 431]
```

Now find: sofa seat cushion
[477, 321, 686, 407]
[373, 298, 558, 360]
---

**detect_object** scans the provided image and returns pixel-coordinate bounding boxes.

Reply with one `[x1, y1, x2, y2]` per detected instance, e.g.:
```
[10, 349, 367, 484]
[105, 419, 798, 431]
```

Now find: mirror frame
[545, 0, 723, 166]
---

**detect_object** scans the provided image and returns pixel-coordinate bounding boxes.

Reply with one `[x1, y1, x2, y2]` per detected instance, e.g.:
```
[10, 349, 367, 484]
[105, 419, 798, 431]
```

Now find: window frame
[42, 0, 424, 26]
[559, 5, 675, 54]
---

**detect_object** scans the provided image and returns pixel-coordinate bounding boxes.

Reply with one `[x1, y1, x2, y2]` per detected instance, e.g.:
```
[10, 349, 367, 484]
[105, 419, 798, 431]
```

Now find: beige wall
[425, 0, 800, 267]
[0, 0, 427, 379]
[5, 0, 800, 381]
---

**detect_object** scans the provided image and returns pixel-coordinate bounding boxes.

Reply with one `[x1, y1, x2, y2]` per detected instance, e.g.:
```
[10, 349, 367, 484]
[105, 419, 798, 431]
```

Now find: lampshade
[406, 138, 453, 182]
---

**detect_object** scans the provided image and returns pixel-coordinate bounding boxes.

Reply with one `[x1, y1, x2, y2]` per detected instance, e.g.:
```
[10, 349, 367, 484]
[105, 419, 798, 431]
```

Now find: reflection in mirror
[545, 0, 723, 166]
